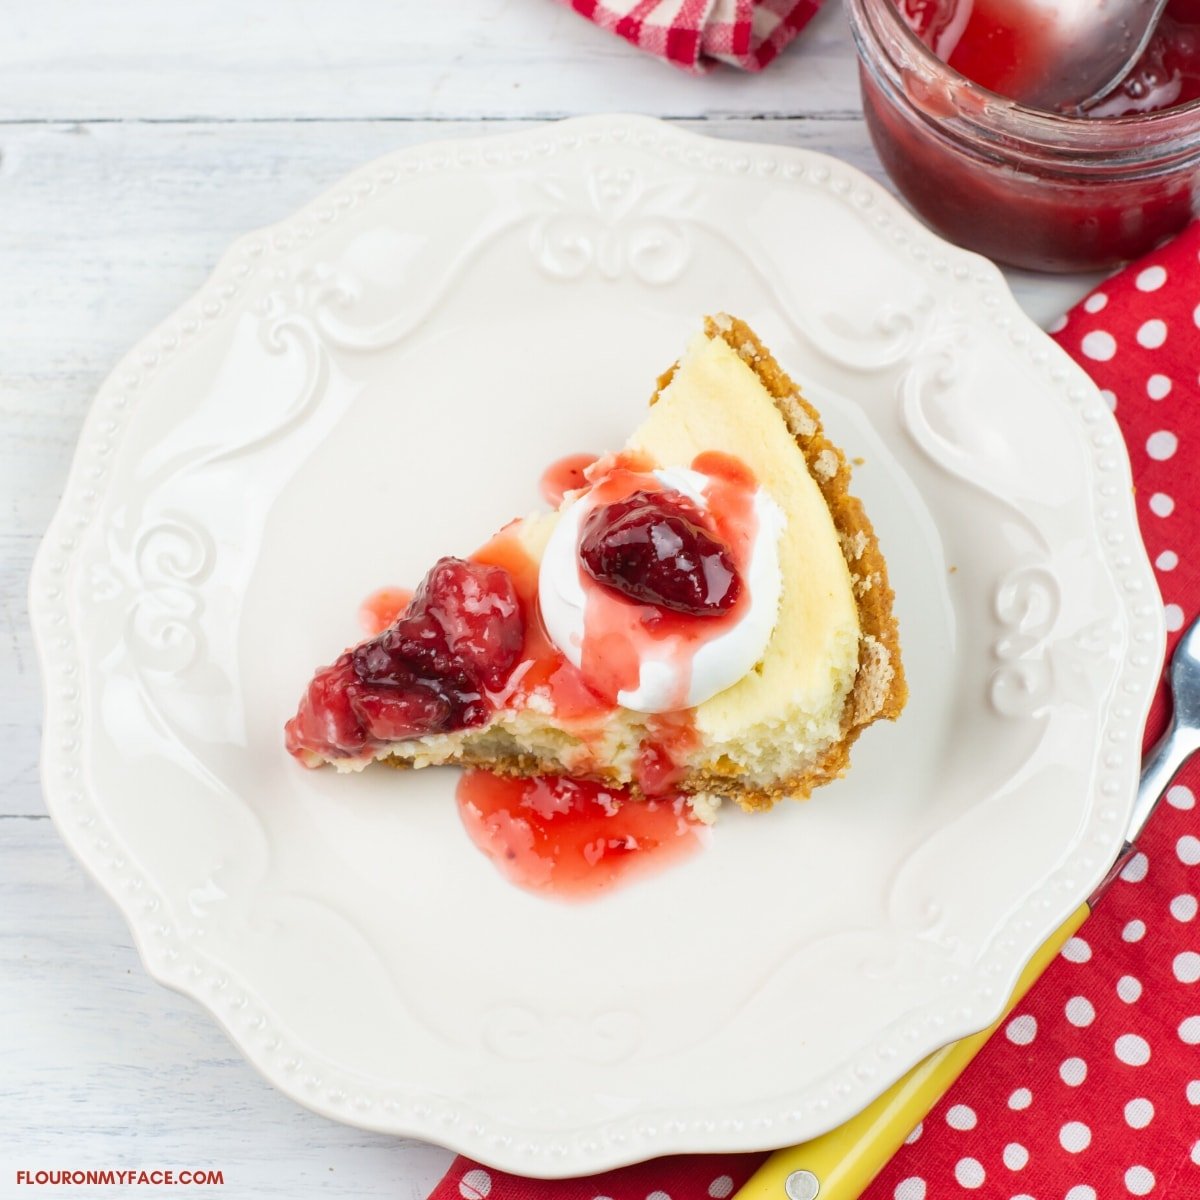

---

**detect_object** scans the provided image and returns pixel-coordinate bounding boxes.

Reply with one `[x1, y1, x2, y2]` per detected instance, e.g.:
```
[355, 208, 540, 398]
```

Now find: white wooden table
[1, 4, 1100, 1195]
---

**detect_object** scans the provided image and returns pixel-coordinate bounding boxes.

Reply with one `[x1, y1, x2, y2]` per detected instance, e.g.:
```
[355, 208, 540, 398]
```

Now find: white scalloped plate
[31, 116, 1164, 1176]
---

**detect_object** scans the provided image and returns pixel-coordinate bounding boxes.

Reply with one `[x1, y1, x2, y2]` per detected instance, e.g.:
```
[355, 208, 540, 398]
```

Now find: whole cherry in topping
[355, 610, 473, 693]
[416, 557, 525, 691]
[578, 489, 742, 617]
[348, 684, 453, 742]
[285, 558, 525, 762]
[352, 557, 524, 718]
[353, 558, 522, 690]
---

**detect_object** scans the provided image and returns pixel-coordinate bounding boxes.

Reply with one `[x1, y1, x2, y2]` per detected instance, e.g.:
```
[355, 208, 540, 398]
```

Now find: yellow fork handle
[735, 903, 1091, 1200]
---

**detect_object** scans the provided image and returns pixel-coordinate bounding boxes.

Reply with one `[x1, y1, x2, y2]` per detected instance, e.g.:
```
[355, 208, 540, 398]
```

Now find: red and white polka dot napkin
[428, 226, 1200, 1200]
[558, 0, 824, 72]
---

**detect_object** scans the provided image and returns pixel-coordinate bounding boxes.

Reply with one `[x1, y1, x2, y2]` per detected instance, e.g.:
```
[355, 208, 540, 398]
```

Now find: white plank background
[1, 2, 1099, 1196]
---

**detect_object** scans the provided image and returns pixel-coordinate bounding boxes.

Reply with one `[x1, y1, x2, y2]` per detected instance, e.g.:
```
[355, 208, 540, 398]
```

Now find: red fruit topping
[286, 558, 524, 761]
[578, 490, 742, 616]
[348, 684, 453, 742]
[284, 653, 369, 759]
[353, 557, 522, 701]
[416, 557, 525, 691]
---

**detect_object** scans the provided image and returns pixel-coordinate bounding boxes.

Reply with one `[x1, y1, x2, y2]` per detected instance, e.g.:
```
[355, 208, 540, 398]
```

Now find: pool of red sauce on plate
[455, 770, 705, 900]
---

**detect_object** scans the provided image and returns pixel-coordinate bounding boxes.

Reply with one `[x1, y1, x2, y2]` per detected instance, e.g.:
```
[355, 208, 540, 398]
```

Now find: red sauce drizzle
[636, 712, 702, 796]
[471, 522, 613, 723]
[540, 453, 600, 507]
[357, 587, 414, 636]
[456, 770, 705, 899]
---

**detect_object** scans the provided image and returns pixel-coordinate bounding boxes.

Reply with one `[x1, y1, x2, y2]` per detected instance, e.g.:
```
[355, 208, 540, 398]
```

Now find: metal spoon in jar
[1015, 0, 1169, 112]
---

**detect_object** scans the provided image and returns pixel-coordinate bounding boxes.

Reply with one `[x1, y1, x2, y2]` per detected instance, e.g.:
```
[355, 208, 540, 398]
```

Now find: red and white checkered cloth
[560, 0, 825, 71]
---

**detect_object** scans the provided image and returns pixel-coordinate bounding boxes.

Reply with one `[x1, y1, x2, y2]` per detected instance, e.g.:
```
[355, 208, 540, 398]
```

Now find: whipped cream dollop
[538, 466, 786, 713]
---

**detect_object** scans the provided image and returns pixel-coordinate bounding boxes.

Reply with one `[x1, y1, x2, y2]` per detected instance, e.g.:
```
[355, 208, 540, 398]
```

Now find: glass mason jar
[845, 0, 1200, 272]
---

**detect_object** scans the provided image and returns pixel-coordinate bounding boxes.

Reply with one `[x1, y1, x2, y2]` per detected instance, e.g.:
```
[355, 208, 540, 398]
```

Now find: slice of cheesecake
[285, 315, 906, 813]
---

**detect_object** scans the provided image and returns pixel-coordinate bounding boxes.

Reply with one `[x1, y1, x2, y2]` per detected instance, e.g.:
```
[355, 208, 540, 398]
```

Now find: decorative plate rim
[30, 114, 1166, 1176]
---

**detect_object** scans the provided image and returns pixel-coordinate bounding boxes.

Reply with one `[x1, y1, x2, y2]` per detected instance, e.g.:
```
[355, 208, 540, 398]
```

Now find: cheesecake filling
[538, 462, 787, 713]
[630, 333, 862, 755]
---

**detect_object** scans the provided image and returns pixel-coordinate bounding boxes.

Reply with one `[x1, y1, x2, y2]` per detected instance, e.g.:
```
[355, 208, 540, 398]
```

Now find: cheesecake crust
[681, 314, 908, 810]
[381, 315, 906, 811]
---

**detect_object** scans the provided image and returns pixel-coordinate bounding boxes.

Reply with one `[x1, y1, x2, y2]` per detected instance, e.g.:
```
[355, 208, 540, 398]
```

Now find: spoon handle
[1128, 717, 1199, 847]
[1088, 718, 1200, 904]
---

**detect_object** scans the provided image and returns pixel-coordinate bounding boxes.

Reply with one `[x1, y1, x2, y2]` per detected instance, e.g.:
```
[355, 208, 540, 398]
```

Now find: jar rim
[848, 0, 1200, 155]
